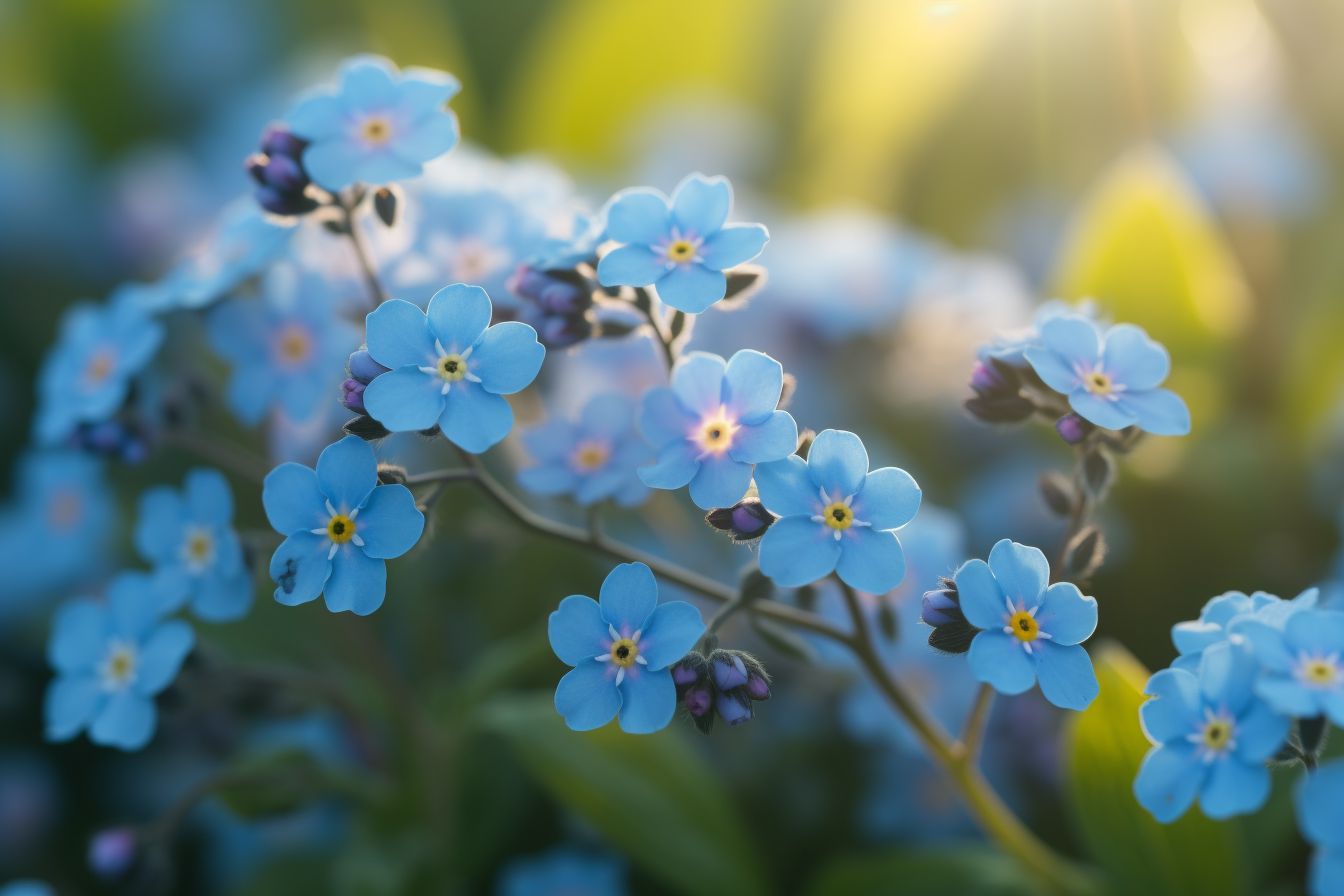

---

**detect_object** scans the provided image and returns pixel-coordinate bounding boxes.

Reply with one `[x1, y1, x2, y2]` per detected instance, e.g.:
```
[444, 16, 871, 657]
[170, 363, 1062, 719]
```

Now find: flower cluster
[671, 648, 772, 732]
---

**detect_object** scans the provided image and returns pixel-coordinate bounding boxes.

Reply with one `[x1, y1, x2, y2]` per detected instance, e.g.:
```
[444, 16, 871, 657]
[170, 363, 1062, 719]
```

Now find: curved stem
[961, 683, 995, 763]
[632, 287, 675, 369]
[340, 193, 387, 307]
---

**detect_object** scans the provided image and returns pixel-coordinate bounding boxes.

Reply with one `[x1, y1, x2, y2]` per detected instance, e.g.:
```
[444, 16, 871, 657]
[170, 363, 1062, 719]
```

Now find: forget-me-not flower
[1171, 588, 1319, 673]
[1297, 759, 1344, 896]
[286, 56, 460, 191]
[596, 173, 768, 314]
[1024, 315, 1190, 435]
[638, 350, 797, 510]
[496, 848, 625, 896]
[1134, 641, 1289, 822]
[134, 469, 252, 622]
[263, 436, 425, 616]
[44, 572, 194, 751]
[953, 539, 1099, 710]
[518, 393, 651, 507]
[548, 562, 705, 733]
[1236, 608, 1344, 725]
[362, 284, 545, 453]
[755, 430, 920, 594]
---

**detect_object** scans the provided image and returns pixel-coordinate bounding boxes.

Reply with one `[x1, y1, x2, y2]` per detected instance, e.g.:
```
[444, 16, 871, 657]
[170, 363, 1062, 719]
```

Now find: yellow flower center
[610, 638, 639, 668]
[1200, 718, 1234, 752]
[327, 513, 356, 544]
[183, 528, 216, 569]
[360, 116, 393, 144]
[436, 354, 467, 382]
[1303, 659, 1337, 686]
[666, 239, 696, 263]
[1084, 370, 1113, 396]
[1008, 609, 1039, 642]
[695, 409, 739, 455]
[822, 501, 854, 531]
[573, 441, 609, 471]
[276, 324, 312, 364]
[46, 490, 82, 531]
[101, 643, 137, 690]
[85, 350, 115, 385]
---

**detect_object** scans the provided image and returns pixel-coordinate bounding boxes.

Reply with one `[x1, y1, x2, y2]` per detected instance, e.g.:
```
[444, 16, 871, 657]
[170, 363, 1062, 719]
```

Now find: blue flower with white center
[361, 284, 545, 452]
[638, 350, 797, 510]
[206, 268, 361, 427]
[953, 539, 1100, 710]
[1171, 588, 1319, 673]
[285, 55, 460, 191]
[34, 299, 164, 446]
[1297, 759, 1344, 896]
[262, 436, 425, 616]
[548, 562, 706, 734]
[519, 394, 651, 508]
[596, 173, 768, 314]
[1134, 641, 1290, 822]
[44, 572, 194, 751]
[496, 848, 625, 896]
[1024, 315, 1191, 435]
[134, 469, 252, 622]
[755, 430, 920, 594]
[1236, 608, 1344, 726]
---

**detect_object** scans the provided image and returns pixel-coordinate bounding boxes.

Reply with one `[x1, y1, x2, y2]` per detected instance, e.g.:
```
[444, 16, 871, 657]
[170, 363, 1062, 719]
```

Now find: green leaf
[803, 844, 1035, 896]
[214, 749, 333, 820]
[1063, 643, 1250, 896]
[481, 694, 768, 896]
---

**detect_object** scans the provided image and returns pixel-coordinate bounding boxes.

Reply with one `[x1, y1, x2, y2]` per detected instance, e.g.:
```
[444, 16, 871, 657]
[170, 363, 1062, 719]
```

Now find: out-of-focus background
[2, 0, 1342, 893]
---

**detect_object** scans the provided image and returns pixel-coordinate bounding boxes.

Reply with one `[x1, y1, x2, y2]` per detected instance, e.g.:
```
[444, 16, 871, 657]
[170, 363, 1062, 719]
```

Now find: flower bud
[684, 684, 713, 718]
[706, 498, 774, 542]
[535, 313, 592, 350]
[922, 579, 978, 655]
[711, 651, 749, 690]
[969, 360, 1009, 396]
[347, 349, 389, 384]
[745, 673, 771, 701]
[510, 266, 591, 316]
[1055, 413, 1092, 445]
[920, 586, 963, 628]
[88, 827, 137, 880]
[248, 124, 317, 217]
[341, 378, 367, 414]
[715, 690, 753, 726]
[671, 659, 702, 689]
[259, 124, 308, 160]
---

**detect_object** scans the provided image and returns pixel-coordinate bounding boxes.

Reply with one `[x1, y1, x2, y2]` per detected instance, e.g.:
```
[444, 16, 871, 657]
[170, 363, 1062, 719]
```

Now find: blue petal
[555, 660, 621, 731]
[580, 393, 636, 439]
[192, 571, 253, 622]
[670, 173, 731, 237]
[106, 572, 165, 642]
[1172, 620, 1227, 659]
[224, 363, 275, 425]
[638, 443, 699, 490]
[670, 352, 727, 414]
[45, 675, 103, 741]
[605, 188, 671, 246]
[637, 601, 706, 670]
[1134, 743, 1203, 823]
[355, 484, 424, 559]
[287, 95, 346, 140]
[1286, 609, 1344, 656]
[1235, 698, 1290, 762]
[806, 429, 869, 497]
[183, 468, 233, 526]
[134, 486, 184, 564]
[390, 113, 459, 163]
[654, 263, 726, 314]
[317, 436, 378, 512]
[597, 245, 667, 287]
[1117, 389, 1191, 436]
[753, 456, 817, 519]
[599, 562, 658, 633]
[1310, 849, 1344, 896]
[1035, 582, 1097, 645]
[426, 283, 492, 353]
[728, 411, 797, 465]
[48, 599, 107, 674]
[90, 691, 157, 751]
[687, 454, 752, 510]
[1024, 347, 1080, 394]
[363, 366, 446, 431]
[987, 539, 1050, 609]
[521, 419, 580, 462]
[262, 462, 327, 535]
[1035, 643, 1098, 710]
[270, 532, 332, 607]
[967, 631, 1036, 695]
[1068, 391, 1138, 430]
[722, 350, 782, 424]
[638, 386, 697, 449]
[699, 224, 768, 271]
[340, 57, 398, 106]
[519, 463, 579, 497]
[836, 527, 906, 594]
[758, 516, 841, 587]
[473, 322, 545, 395]
[1201, 756, 1269, 819]
[953, 559, 1005, 630]
[1102, 323, 1170, 390]
[134, 621, 194, 696]
[1039, 315, 1101, 369]
[301, 141, 369, 191]
[1141, 668, 1202, 743]
[1235, 620, 1293, 672]
[617, 667, 677, 734]
[1198, 642, 1256, 715]
[440, 383, 513, 453]
[365, 299, 436, 369]
[549, 595, 607, 665]
[1255, 675, 1318, 717]
[324, 548, 387, 616]
[1297, 761, 1344, 847]
[855, 467, 921, 531]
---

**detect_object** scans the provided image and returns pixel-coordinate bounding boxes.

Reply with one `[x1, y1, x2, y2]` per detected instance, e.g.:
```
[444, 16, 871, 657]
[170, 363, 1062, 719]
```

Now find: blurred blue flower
[596, 173, 768, 313]
[286, 56, 460, 191]
[1134, 642, 1289, 822]
[955, 539, 1099, 710]
[519, 393, 651, 507]
[638, 350, 797, 510]
[1297, 759, 1344, 896]
[44, 572, 194, 751]
[1235, 608, 1344, 725]
[1025, 315, 1190, 436]
[978, 299, 1103, 368]
[35, 298, 164, 445]
[135, 468, 252, 622]
[159, 201, 295, 311]
[1171, 588, 1319, 673]
[496, 848, 625, 896]
[756, 429, 920, 593]
[262, 436, 424, 615]
[529, 210, 606, 271]
[0, 882, 53, 896]
[362, 284, 545, 452]
[548, 562, 705, 733]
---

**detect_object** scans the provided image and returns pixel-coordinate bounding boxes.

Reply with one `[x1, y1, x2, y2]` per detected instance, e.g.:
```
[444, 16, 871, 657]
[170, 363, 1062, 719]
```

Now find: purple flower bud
[1056, 413, 1091, 445]
[671, 661, 701, 688]
[745, 673, 771, 701]
[536, 314, 592, 349]
[262, 154, 308, 193]
[920, 587, 963, 628]
[712, 653, 749, 691]
[259, 124, 308, 160]
[969, 360, 1008, 396]
[88, 827, 137, 880]
[255, 185, 317, 217]
[510, 266, 592, 315]
[706, 498, 774, 542]
[684, 685, 713, 718]
[715, 690, 753, 726]
[341, 378, 367, 415]
[347, 349, 389, 384]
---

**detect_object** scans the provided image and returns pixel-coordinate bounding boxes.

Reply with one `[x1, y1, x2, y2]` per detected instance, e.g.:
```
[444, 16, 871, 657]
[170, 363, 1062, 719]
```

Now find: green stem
[961, 682, 995, 763]
[339, 191, 387, 307]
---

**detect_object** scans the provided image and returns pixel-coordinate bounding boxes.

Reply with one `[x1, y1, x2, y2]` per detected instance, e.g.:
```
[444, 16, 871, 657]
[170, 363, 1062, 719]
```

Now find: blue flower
[755, 430, 920, 593]
[548, 562, 705, 733]
[596, 173, 768, 313]
[1134, 642, 1289, 822]
[44, 572, 194, 751]
[1024, 315, 1191, 435]
[978, 300, 1104, 367]
[519, 394, 651, 507]
[35, 299, 164, 446]
[638, 350, 797, 510]
[262, 436, 425, 616]
[1236, 608, 1344, 725]
[134, 469, 252, 622]
[1171, 588, 1319, 673]
[286, 56, 460, 191]
[528, 210, 606, 271]
[160, 201, 295, 311]
[496, 848, 625, 896]
[362, 284, 545, 453]
[954, 539, 1099, 710]
[1296, 759, 1344, 896]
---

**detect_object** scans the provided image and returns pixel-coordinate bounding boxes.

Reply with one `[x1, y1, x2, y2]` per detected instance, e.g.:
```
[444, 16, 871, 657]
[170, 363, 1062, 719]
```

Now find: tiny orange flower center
[696, 409, 739, 455]
[573, 441, 609, 471]
[276, 324, 311, 364]
[360, 116, 393, 144]
[327, 514, 356, 544]
[47, 490, 83, 531]
[1008, 610, 1039, 642]
[85, 350, 115, 385]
